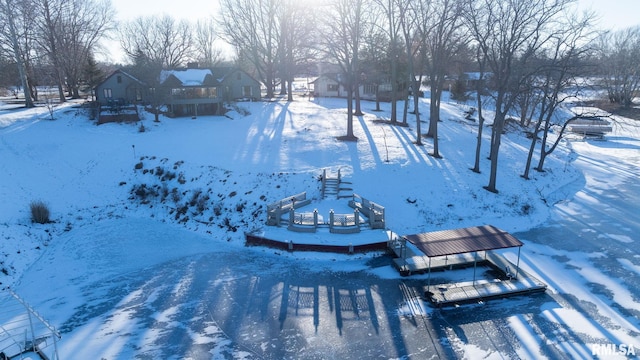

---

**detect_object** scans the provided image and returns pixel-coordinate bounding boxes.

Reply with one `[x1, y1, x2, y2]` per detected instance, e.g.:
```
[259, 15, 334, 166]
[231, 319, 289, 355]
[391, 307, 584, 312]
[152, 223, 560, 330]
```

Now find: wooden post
[321, 169, 327, 198]
[354, 208, 360, 227]
[275, 204, 282, 226]
[313, 209, 318, 228]
[329, 209, 334, 232]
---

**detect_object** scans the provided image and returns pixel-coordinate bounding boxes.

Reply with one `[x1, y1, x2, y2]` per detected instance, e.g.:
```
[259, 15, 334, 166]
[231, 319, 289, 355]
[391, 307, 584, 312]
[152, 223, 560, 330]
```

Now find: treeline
[0, 0, 114, 106]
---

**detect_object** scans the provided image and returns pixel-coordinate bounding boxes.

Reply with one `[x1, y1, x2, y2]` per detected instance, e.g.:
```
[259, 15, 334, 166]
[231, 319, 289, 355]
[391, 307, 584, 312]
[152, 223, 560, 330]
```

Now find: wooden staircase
[321, 169, 352, 199]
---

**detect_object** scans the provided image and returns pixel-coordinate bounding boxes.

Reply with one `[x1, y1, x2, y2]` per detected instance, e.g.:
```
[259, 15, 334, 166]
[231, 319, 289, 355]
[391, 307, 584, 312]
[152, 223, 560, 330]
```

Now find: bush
[30, 201, 51, 224]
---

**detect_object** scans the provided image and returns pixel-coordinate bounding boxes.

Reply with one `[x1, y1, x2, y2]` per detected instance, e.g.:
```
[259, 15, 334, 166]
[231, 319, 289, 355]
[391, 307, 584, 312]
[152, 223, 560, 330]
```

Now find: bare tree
[277, 0, 318, 102]
[33, 0, 114, 100]
[464, 0, 572, 193]
[120, 15, 194, 68]
[0, 0, 35, 107]
[529, 14, 598, 175]
[375, 0, 403, 124]
[470, 45, 488, 173]
[320, 0, 369, 140]
[597, 26, 640, 108]
[194, 17, 223, 68]
[421, 0, 466, 157]
[218, 0, 281, 98]
[34, 0, 66, 102]
[55, 0, 115, 98]
[399, 0, 421, 142]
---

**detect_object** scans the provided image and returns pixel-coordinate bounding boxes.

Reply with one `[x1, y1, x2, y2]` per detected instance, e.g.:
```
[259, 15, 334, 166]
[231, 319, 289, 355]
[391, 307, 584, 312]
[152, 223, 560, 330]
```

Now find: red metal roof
[403, 225, 523, 257]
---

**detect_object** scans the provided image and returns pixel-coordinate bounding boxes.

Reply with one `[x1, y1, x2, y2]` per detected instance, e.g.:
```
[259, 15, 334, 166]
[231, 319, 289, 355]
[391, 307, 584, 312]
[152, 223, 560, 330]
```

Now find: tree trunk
[390, 55, 398, 124]
[287, 78, 293, 102]
[3, 0, 34, 108]
[414, 78, 422, 146]
[485, 113, 505, 193]
[402, 90, 408, 123]
[354, 84, 363, 115]
[471, 83, 484, 173]
[522, 121, 542, 179]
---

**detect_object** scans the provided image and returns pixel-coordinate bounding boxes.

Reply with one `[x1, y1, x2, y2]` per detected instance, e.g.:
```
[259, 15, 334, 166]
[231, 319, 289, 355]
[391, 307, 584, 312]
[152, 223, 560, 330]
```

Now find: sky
[110, 0, 640, 28]
[102, 0, 639, 63]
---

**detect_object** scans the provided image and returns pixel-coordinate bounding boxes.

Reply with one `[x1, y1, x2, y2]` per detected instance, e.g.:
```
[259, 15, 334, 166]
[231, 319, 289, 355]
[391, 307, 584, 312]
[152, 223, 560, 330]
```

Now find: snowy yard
[0, 94, 638, 359]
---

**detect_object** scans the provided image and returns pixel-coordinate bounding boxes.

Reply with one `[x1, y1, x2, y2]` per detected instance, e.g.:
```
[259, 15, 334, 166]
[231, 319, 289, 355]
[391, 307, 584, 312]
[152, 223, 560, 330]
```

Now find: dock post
[515, 247, 521, 279]
[473, 251, 478, 285]
[427, 257, 432, 290]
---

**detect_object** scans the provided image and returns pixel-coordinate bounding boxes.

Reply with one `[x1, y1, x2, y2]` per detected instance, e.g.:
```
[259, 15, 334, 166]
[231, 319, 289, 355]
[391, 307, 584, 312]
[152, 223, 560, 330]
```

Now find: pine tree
[84, 52, 104, 101]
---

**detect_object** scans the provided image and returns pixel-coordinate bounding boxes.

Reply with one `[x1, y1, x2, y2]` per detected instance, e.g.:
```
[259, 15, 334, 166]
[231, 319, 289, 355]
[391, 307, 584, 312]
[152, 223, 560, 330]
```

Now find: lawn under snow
[0, 92, 638, 359]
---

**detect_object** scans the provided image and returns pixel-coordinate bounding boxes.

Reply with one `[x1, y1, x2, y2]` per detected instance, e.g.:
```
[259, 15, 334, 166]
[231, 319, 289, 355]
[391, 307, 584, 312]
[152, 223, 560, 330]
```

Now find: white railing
[0, 289, 60, 360]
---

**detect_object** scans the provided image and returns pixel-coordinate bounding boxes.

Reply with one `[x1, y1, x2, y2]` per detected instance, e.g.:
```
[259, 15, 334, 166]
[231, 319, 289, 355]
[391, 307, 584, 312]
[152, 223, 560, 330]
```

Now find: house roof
[160, 69, 216, 87]
[211, 67, 260, 85]
[95, 69, 145, 90]
[310, 73, 341, 84]
[403, 225, 523, 258]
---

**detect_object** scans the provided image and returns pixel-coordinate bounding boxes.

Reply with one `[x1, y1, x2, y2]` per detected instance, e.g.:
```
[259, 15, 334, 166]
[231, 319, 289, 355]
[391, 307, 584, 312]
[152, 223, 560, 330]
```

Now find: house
[310, 73, 403, 101]
[213, 67, 261, 102]
[94, 69, 146, 107]
[159, 68, 221, 117]
[93, 70, 146, 124]
[93, 66, 262, 119]
[311, 74, 343, 97]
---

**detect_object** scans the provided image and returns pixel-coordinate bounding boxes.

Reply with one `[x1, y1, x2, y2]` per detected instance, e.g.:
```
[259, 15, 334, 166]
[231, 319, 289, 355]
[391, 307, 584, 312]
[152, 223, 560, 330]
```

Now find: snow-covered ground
[0, 93, 638, 359]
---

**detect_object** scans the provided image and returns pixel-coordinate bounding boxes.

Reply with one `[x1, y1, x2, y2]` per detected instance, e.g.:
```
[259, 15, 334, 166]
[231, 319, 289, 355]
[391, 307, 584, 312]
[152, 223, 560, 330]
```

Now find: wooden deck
[426, 272, 547, 307]
[389, 242, 547, 306]
[425, 253, 547, 307]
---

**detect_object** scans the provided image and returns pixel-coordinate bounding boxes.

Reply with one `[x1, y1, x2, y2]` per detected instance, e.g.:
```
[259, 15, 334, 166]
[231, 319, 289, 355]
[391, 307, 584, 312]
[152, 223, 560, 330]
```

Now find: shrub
[30, 201, 50, 224]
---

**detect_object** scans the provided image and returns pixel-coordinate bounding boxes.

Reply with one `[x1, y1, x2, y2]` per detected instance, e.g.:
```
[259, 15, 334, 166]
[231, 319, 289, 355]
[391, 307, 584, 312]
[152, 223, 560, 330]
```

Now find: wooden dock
[425, 253, 547, 307]
[426, 273, 547, 307]
[389, 242, 547, 306]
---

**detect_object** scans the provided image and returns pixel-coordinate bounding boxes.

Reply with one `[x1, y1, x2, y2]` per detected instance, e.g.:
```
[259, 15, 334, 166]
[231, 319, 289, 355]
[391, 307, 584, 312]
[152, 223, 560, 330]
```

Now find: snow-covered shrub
[30, 201, 50, 224]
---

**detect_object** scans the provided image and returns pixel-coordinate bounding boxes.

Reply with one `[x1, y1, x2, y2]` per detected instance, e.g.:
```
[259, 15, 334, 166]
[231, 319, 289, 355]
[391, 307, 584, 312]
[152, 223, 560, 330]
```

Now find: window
[117, 75, 122, 84]
[242, 86, 252, 97]
[327, 84, 339, 92]
[103, 88, 112, 98]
